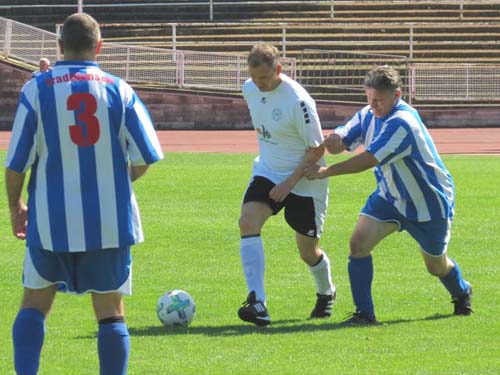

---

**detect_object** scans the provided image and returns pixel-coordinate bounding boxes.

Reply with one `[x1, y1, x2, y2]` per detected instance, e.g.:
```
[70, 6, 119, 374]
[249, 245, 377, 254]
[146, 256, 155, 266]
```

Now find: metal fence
[412, 64, 500, 101]
[298, 49, 500, 103]
[299, 49, 410, 102]
[1, 16, 500, 102]
[1, 1, 494, 22]
[0, 16, 296, 92]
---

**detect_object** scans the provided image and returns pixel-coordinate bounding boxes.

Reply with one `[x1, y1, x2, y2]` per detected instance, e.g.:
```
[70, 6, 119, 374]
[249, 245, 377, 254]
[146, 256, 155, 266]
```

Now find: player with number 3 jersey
[8, 60, 161, 251]
[6, 13, 163, 375]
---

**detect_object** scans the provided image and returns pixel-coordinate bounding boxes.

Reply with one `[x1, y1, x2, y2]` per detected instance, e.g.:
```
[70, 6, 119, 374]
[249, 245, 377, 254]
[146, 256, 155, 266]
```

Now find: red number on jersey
[67, 92, 100, 147]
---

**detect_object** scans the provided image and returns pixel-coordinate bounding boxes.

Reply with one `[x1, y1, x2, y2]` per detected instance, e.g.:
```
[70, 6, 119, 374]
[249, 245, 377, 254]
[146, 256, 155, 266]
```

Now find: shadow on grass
[125, 313, 454, 337]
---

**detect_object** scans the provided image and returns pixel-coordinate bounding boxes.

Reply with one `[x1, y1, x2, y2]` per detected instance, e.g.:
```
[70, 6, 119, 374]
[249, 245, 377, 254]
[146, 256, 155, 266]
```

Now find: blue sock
[439, 259, 469, 298]
[348, 255, 375, 318]
[12, 308, 45, 375]
[98, 321, 130, 375]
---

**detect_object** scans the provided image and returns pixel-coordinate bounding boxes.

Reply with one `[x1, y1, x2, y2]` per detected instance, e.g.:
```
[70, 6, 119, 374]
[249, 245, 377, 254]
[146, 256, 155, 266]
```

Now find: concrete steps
[1, 1, 500, 30]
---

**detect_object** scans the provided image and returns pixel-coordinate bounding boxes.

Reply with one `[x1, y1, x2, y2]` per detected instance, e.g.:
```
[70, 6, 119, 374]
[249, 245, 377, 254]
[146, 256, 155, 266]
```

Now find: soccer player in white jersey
[304, 65, 472, 324]
[237, 43, 336, 326]
[6, 13, 163, 374]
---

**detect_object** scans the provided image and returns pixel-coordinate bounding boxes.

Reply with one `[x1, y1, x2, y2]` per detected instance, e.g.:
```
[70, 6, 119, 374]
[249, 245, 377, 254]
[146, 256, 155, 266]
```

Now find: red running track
[1, 128, 500, 154]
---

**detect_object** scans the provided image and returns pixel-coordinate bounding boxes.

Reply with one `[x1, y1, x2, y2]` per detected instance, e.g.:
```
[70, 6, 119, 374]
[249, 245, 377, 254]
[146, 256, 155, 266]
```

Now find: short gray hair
[364, 65, 402, 91]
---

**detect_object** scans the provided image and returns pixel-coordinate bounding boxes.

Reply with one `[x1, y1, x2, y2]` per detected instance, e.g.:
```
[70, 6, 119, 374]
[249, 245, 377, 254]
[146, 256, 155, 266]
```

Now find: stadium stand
[1, 1, 499, 129]
[97, 22, 500, 63]
[2, 1, 500, 27]
[1, 1, 499, 63]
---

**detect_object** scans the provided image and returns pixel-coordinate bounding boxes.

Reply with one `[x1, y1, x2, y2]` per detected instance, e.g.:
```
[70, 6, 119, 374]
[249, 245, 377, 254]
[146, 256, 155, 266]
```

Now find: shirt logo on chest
[257, 125, 271, 139]
[272, 108, 282, 122]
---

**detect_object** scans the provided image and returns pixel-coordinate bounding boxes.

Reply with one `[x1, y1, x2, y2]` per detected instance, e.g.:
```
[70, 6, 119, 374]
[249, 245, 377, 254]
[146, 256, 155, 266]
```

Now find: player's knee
[349, 234, 369, 257]
[239, 215, 259, 236]
[423, 254, 451, 277]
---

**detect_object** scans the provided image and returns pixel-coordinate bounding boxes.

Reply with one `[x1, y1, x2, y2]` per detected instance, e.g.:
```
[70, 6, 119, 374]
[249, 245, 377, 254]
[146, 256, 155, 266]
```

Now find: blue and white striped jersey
[336, 99, 454, 222]
[6, 61, 164, 252]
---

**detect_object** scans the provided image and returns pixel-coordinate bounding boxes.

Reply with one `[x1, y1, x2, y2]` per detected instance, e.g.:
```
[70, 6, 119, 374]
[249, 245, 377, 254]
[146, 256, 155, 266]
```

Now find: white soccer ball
[157, 289, 196, 326]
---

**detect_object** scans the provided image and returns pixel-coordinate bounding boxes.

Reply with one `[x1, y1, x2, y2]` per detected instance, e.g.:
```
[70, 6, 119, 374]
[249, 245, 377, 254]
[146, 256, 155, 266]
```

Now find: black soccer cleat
[310, 291, 336, 319]
[238, 291, 271, 327]
[341, 310, 378, 326]
[453, 283, 473, 316]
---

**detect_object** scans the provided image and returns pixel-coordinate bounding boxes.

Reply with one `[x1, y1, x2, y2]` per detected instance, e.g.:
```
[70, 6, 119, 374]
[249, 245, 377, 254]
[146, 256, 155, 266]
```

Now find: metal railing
[412, 63, 500, 101]
[1, 1, 336, 21]
[2, 1, 498, 22]
[0, 16, 296, 92]
[1, 16, 500, 102]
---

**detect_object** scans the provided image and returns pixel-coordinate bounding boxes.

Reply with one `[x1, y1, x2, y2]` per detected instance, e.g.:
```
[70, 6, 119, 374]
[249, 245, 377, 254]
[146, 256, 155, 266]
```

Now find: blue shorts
[361, 193, 451, 256]
[23, 247, 132, 295]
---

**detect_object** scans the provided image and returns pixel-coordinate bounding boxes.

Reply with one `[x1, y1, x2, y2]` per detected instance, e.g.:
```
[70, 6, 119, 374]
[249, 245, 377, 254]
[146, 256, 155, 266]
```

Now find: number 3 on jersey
[67, 92, 100, 147]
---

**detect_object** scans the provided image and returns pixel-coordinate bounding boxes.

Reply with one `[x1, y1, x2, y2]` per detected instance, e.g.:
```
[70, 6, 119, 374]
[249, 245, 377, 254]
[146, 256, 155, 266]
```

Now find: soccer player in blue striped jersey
[304, 65, 472, 324]
[6, 13, 163, 374]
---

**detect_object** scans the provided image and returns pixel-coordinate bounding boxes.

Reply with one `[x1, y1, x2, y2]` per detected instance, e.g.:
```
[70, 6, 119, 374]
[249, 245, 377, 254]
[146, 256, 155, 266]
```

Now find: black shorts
[243, 175, 321, 237]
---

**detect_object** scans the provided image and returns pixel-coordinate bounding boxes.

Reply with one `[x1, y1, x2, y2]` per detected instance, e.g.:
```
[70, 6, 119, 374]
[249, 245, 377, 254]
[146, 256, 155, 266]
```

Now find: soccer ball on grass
[157, 289, 196, 326]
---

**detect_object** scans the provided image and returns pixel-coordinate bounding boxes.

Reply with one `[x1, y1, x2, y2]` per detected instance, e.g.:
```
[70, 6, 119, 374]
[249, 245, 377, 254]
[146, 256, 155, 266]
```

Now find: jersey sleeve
[335, 110, 364, 151]
[5, 80, 38, 173]
[294, 99, 324, 148]
[366, 118, 410, 165]
[124, 87, 164, 166]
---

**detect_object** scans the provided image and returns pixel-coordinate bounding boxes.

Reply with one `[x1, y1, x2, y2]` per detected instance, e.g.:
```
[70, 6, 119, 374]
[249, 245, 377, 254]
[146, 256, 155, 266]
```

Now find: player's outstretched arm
[304, 151, 378, 180]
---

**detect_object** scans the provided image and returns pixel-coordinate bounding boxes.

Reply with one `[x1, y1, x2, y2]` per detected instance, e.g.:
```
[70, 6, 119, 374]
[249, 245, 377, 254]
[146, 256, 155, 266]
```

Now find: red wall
[1, 61, 498, 130]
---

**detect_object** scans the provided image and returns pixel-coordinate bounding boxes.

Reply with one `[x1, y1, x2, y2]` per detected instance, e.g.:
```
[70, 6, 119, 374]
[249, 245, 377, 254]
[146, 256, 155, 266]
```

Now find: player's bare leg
[20, 285, 58, 316]
[239, 201, 273, 237]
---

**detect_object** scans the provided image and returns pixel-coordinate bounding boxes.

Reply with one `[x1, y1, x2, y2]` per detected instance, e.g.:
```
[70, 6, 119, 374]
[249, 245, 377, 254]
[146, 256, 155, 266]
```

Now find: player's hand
[10, 203, 28, 240]
[304, 164, 329, 180]
[324, 133, 345, 154]
[269, 181, 292, 203]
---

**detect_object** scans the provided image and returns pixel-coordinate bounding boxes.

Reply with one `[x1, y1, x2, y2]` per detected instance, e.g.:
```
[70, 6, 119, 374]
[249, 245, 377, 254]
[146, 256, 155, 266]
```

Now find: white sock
[309, 251, 335, 296]
[240, 236, 266, 303]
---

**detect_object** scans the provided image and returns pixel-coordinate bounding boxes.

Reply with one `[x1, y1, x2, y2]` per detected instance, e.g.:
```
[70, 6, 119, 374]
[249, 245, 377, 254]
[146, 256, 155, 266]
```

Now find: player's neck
[64, 53, 97, 62]
[267, 75, 283, 92]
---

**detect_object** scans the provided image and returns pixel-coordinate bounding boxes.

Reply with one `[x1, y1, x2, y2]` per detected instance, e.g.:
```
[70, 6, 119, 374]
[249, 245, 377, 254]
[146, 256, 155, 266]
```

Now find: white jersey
[242, 74, 328, 198]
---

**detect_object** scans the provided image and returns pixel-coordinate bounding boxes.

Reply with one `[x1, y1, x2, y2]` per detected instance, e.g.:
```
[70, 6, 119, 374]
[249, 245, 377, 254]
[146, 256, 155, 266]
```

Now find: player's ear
[394, 88, 402, 100]
[58, 39, 64, 54]
[95, 39, 103, 55]
[276, 63, 282, 75]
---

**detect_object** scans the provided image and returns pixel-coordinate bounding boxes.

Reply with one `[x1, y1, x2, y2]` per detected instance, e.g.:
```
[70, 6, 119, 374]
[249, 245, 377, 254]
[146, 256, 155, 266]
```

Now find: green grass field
[0, 152, 499, 374]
